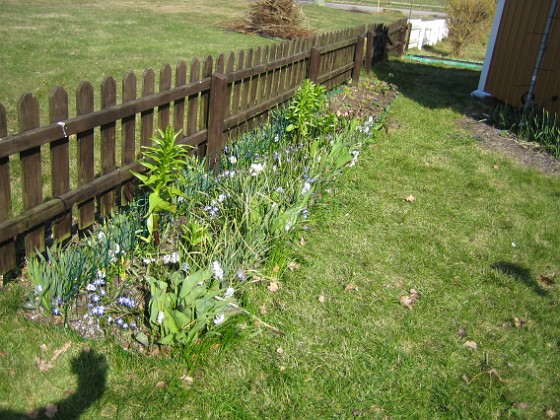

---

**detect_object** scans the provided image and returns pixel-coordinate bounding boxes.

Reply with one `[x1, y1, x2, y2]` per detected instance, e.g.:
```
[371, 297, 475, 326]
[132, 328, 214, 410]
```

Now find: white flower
[349, 150, 360, 167]
[113, 243, 121, 254]
[96, 269, 106, 280]
[97, 231, 107, 243]
[86, 283, 97, 292]
[301, 181, 311, 195]
[212, 260, 224, 281]
[181, 262, 190, 272]
[35, 285, 43, 293]
[157, 311, 165, 325]
[224, 287, 235, 299]
[143, 257, 156, 265]
[250, 163, 265, 176]
[229, 155, 237, 165]
[177, 196, 185, 203]
[218, 194, 226, 203]
[213, 313, 225, 325]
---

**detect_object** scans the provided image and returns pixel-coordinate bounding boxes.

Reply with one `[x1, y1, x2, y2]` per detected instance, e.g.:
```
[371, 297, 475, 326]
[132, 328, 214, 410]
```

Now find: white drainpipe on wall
[471, 0, 506, 99]
[524, 0, 559, 110]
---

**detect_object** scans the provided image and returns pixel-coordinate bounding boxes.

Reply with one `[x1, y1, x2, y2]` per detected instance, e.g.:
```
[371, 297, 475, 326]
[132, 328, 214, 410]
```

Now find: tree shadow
[492, 261, 548, 297]
[0, 349, 108, 419]
[372, 58, 482, 115]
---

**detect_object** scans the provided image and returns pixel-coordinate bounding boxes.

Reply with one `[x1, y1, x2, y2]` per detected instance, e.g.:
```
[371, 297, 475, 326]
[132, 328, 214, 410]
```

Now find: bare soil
[459, 113, 560, 177]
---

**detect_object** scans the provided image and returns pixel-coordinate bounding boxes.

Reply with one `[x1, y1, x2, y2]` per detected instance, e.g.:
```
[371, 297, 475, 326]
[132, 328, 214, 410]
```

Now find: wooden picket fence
[0, 18, 410, 276]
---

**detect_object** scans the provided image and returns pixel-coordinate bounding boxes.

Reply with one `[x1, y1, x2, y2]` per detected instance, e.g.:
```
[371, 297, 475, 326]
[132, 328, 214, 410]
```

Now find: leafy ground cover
[1, 59, 559, 418]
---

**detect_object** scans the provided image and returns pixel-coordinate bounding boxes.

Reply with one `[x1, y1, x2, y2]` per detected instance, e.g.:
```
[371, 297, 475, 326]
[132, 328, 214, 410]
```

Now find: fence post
[365, 29, 374, 73]
[397, 22, 411, 58]
[0, 103, 16, 276]
[207, 72, 229, 172]
[352, 35, 366, 84]
[309, 47, 321, 83]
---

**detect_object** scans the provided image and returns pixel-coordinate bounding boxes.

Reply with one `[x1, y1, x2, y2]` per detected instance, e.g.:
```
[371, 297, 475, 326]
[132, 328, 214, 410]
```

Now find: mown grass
[332, 0, 448, 11]
[2, 58, 559, 418]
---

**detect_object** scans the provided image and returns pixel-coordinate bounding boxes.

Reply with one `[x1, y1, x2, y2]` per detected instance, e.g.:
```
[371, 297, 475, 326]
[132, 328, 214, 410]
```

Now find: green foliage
[485, 104, 560, 158]
[131, 127, 192, 242]
[447, 0, 496, 57]
[286, 80, 338, 140]
[147, 267, 240, 345]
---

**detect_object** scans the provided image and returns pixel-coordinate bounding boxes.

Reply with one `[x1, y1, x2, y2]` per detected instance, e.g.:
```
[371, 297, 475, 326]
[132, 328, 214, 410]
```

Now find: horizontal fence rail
[0, 18, 410, 275]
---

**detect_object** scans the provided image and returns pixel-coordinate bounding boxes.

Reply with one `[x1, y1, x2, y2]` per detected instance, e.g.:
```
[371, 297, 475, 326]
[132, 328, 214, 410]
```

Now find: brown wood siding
[485, 0, 560, 113]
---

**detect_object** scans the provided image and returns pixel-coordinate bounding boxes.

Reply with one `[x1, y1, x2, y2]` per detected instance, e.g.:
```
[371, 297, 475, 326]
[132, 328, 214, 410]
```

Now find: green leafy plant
[286, 80, 337, 140]
[131, 127, 191, 244]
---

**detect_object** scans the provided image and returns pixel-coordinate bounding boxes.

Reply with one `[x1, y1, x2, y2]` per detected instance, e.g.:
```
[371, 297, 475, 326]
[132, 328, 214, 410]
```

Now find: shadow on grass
[372, 58, 482, 114]
[0, 349, 108, 419]
[492, 261, 548, 297]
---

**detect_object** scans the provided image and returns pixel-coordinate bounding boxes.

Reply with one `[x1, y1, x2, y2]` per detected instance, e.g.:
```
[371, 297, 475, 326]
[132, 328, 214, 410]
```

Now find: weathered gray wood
[121, 72, 137, 205]
[0, 103, 16, 274]
[159, 64, 172, 130]
[174, 61, 187, 134]
[76, 81, 95, 229]
[18, 93, 44, 256]
[141, 68, 155, 148]
[49, 86, 71, 241]
[100, 77, 116, 217]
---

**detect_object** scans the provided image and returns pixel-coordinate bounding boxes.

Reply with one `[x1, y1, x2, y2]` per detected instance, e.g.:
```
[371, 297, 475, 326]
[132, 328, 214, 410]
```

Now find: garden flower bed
[21, 78, 398, 353]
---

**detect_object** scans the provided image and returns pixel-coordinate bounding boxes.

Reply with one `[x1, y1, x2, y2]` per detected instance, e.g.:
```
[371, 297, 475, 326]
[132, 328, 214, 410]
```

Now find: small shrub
[447, 0, 497, 57]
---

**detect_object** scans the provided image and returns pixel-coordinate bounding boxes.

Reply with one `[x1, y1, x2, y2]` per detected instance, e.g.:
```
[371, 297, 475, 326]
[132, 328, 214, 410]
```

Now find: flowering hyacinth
[250, 162, 265, 177]
[157, 311, 165, 325]
[91, 294, 101, 304]
[181, 262, 190, 272]
[224, 287, 235, 299]
[301, 181, 312, 195]
[97, 231, 107, 243]
[236, 269, 246, 282]
[52, 307, 60, 316]
[204, 202, 220, 219]
[85, 283, 97, 292]
[302, 209, 309, 220]
[92, 305, 105, 316]
[212, 261, 224, 281]
[117, 296, 136, 308]
[229, 155, 237, 165]
[218, 194, 227, 203]
[213, 313, 225, 325]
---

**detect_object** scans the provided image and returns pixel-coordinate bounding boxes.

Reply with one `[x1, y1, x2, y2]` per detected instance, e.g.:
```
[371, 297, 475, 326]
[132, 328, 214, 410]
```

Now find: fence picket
[198, 56, 213, 159]
[100, 77, 117, 217]
[18, 93, 44, 256]
[0, 103, 16, 275]
[76, 82, 95, 229]
[174, 61, 187, 134]
[158, 64, 172, 130]
[187, 58, 201, 141]
[121, 72, 137, 205]
[141, 68, 155, 148]
[49, 87, 72, 241]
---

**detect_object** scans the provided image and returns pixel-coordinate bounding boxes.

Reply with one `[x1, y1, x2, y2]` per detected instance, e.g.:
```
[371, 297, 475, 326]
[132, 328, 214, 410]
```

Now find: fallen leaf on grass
[273, 264, 280, 273]
[155, 381, 167, 390]
[259, 303, 268, 315]
[352, 408, 362, 417]
[27, 409, 39, 419]
[267, 282, 279, 292]
[458, 327, 466, 339]
[179, 375, 194, 385]
[318, 295, 326, 304]
[345, 284, 357, 291]
[493, 164, 500, 170]
[276, 347, 284, 355]
[399, 289, 419, 310]
[514, 317, 525, 328]
[287, 261, 300, 271]
[539, 275, 555, 285]
[45, 403, 58, 418]
[36, 358, 53, 373]
[546, 409, 558, 418]
[404, 195, 416, 202]
[300, 237, 306, 246]
[50, 342, 71, 363]
[464, 340, 478, 349]
[513, 402, 529, 410]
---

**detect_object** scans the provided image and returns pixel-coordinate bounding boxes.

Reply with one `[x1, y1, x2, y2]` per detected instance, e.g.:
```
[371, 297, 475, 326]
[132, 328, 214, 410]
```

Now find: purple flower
[92, 305, 105, 316]
[117, 296, 135, 308]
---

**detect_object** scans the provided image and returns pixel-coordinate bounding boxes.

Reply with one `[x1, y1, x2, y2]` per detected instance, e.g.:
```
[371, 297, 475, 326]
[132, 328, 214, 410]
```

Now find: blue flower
[117, 296, 135, 308]
[92, 305, 105, 316]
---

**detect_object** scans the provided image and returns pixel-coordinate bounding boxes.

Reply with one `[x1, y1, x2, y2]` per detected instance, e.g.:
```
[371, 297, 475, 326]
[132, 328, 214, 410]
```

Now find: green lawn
[332, 0, 448, 11]
[1, 60, 559, 418]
